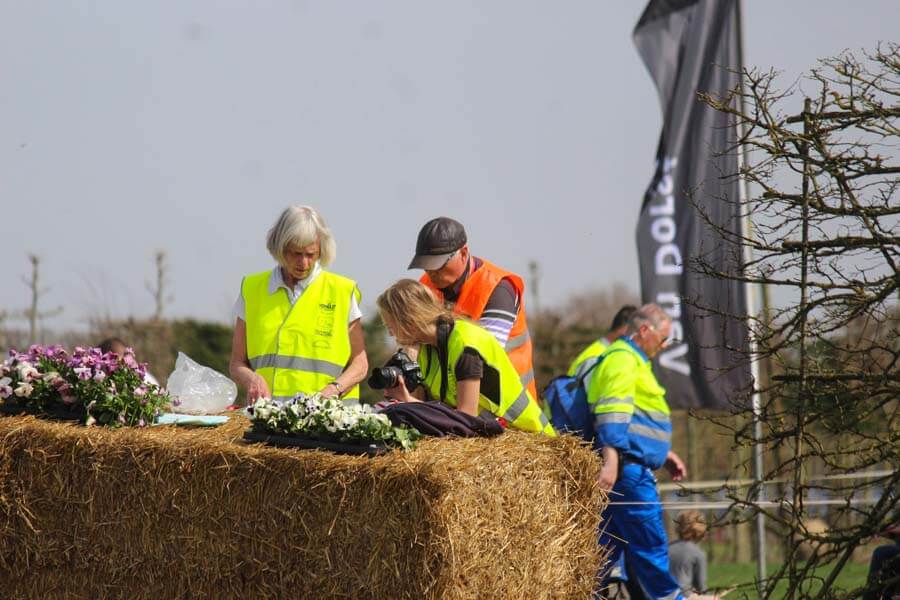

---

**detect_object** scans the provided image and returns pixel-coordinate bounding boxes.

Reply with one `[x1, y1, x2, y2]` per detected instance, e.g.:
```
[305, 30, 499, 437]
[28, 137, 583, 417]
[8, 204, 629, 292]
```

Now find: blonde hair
[376, 279, 455, 344]
[266, 205, 337, 268]
[675, 510, 707, 542]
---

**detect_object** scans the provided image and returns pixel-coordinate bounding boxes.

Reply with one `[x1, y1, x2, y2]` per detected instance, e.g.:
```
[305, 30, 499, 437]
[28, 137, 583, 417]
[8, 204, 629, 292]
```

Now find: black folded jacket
[380, 401, 504, 437]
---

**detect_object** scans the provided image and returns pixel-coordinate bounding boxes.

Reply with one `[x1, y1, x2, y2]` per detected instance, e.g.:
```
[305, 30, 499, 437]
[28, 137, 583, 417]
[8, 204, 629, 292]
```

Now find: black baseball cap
[407, 217, 468, 270]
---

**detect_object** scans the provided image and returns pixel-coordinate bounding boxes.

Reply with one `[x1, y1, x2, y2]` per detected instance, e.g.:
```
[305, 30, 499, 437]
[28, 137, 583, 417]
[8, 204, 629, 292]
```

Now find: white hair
[626, 303, 671, 335]
[266, 205, 337, 267]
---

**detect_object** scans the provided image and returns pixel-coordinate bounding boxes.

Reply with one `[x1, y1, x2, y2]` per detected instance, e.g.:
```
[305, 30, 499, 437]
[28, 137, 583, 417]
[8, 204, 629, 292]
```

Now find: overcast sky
[1, 1, 897, 332]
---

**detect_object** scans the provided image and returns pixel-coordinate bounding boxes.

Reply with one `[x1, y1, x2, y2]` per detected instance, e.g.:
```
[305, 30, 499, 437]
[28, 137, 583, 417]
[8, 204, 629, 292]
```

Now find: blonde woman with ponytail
[376, 279, 553, 435]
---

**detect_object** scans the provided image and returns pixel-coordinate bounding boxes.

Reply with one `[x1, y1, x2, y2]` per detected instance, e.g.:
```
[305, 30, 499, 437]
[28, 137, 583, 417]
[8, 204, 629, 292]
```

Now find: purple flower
[0, 377, 12, 399]
[117, 413, 126, 425]
[138, 418, 146, 427]
[123, 353, 139, 370]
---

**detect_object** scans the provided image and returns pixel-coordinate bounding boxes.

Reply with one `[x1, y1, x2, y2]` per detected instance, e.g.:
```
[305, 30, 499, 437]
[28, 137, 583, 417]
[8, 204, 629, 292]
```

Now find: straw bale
[0, 415, 606, 599]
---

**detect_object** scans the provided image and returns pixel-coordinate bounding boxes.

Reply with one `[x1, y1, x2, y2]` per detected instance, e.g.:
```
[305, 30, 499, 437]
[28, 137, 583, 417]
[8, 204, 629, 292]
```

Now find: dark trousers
[863, 543, 900, 600]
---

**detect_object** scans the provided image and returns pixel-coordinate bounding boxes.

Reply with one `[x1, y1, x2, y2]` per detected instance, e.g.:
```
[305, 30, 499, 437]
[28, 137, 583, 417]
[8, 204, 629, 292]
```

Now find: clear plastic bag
[167, 352, 237, 415]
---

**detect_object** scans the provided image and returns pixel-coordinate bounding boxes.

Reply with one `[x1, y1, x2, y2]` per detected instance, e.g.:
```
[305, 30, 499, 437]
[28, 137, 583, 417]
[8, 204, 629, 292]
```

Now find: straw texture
[0, 415, 606, 599]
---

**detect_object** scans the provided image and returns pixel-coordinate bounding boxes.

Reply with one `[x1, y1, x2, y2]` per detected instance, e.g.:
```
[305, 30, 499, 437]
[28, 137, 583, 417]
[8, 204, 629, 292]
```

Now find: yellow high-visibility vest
[586, 337, 672, 469]
[419, 319, 555, 435]
[242, 269, 360, 401]
[567, 337, 610, 377]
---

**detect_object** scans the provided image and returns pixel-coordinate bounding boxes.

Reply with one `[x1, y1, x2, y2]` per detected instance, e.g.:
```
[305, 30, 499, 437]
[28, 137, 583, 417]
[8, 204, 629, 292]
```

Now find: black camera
[367, 349, 423, 392]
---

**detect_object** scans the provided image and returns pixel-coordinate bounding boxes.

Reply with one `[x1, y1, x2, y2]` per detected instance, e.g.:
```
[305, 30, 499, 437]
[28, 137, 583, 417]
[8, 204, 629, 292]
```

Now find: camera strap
[435, 318, 452, 402]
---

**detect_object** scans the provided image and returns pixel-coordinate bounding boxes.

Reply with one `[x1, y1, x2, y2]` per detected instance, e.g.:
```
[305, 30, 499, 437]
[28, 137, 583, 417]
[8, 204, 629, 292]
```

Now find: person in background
[567, 305, 638, 379]
[375, 279, 554, 436]
[669, 510, 709, 596]
[863, 513, 900, 600]
[98, 337, 159, 386]
[408, 217, 538, 402]
[229, 205, 368, 404]
[588, 303, 688, 600]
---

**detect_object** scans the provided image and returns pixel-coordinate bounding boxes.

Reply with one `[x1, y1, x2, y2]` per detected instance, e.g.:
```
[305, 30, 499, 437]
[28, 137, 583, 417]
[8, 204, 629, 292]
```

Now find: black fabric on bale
[380, 401, 504, 437]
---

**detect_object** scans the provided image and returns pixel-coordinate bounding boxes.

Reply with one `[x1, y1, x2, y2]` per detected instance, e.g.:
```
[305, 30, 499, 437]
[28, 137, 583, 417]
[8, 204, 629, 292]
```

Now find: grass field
[708, 562, 869, 597]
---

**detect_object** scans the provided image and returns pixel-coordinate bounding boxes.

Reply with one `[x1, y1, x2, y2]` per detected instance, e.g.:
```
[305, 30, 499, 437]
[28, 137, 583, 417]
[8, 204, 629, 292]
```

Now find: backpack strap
[576, 348, 628, 387]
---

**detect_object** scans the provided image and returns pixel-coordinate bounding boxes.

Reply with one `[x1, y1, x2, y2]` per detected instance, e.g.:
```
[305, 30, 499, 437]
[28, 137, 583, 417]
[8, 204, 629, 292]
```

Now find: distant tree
[146, 250, 173, 322]
[170, 319, 233, 378]
[696, 44, 899, 599]
[20, 254, 63, 345]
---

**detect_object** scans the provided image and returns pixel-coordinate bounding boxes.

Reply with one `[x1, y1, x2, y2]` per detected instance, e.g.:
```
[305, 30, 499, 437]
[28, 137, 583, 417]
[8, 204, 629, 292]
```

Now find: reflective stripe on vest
[587, 338, 672, 468]
[419, 319, 554, 436]
[249, 354, 345, 378]
[421, 258, 538, 401]
[242, 269, 361, 400]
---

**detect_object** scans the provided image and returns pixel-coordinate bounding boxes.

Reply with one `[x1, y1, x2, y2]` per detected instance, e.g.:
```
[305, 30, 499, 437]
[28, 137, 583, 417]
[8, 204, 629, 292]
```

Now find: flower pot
[242, 429, 390, 456]
[0, 401, 84, 423]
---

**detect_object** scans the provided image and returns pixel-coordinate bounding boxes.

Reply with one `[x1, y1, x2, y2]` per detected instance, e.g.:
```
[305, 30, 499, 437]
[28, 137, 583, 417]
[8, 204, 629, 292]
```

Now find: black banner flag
[633, 0, 750, 410]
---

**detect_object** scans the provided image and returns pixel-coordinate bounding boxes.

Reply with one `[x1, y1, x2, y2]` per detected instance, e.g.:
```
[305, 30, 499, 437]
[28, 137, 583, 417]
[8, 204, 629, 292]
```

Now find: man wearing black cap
[409, 217, 538, 401]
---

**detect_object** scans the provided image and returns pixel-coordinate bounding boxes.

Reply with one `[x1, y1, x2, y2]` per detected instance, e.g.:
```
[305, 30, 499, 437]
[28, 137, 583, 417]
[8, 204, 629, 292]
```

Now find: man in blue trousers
[587, 304, 687, 600]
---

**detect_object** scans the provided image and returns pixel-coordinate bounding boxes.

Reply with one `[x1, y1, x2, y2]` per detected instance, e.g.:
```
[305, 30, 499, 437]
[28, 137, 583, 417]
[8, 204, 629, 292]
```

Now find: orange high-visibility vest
[421, 258, 538, 401]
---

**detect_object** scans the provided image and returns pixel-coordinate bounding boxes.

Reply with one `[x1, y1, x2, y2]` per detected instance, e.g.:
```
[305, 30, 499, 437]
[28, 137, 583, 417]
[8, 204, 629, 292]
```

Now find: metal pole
[734, 0, 767, 587]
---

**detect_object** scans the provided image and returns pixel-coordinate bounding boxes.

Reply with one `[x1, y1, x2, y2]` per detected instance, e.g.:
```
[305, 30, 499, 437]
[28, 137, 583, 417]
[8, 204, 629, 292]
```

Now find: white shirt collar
[268, 262, 322, 295]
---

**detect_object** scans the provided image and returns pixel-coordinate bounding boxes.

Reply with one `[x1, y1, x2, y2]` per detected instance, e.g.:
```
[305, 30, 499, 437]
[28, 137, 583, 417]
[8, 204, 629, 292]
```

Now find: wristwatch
[331, 380, 344, 396]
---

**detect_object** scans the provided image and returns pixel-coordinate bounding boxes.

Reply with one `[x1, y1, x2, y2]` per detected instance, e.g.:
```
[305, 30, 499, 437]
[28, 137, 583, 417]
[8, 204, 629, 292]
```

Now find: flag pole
[735, 0, 767, 586]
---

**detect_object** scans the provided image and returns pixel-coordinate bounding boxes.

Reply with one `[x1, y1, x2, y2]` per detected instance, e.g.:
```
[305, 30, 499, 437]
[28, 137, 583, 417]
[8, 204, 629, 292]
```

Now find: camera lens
[367, 366, 401, 390]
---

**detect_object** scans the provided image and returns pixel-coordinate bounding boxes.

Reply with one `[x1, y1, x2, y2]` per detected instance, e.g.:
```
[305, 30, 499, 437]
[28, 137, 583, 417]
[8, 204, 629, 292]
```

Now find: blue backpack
[543, 350, 623, 441]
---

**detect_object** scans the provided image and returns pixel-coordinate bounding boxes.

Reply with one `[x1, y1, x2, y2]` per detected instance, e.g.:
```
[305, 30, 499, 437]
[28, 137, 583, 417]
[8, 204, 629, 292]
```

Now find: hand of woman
[320, 382, 342, 398]
[247, 373, 271, 403]
[383, 375, 415, 403]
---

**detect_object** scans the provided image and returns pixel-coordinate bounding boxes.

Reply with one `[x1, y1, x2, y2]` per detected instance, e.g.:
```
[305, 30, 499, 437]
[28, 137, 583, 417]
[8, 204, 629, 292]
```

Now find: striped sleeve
[586, 351, 636, 451]
[478, 279, 519, 346]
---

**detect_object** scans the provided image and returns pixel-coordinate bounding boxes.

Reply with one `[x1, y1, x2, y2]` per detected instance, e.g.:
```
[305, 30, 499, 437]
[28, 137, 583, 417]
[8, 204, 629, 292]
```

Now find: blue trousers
[599, 463, 683, 600]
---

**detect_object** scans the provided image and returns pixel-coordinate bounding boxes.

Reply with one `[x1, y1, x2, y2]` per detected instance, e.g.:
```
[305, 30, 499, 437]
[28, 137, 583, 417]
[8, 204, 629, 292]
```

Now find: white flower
[42, 370, 60, 382]
[73, 366, 92, 381]
[18, 364, 39, 382]
[0, 376, 12, 398]
[93, 371, 107, 382]
[14, 382, 34, 398]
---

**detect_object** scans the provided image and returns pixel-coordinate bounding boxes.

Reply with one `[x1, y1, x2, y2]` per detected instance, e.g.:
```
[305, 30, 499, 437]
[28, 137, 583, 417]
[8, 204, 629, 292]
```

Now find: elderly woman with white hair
[229, 205, 368, 403]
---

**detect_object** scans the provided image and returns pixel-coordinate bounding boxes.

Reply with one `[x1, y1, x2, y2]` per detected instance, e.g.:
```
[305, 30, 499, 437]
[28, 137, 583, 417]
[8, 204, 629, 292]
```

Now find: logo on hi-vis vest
[314, 303, 336, 348]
